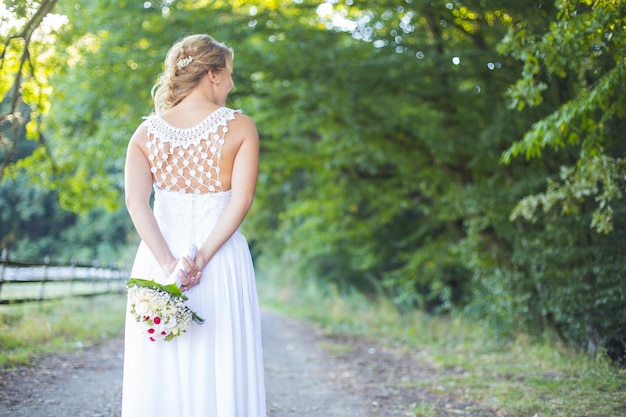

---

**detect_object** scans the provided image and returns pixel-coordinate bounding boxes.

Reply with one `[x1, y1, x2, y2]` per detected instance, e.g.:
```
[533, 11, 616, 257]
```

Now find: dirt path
[0, 310, 497, 417]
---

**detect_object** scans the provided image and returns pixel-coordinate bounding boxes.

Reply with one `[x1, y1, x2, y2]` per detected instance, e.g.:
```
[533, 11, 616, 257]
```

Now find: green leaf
[127, 277, 187, 300]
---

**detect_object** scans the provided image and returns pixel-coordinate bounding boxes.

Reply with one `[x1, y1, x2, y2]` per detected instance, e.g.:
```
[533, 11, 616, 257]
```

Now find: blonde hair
[151, 34, 233, 113]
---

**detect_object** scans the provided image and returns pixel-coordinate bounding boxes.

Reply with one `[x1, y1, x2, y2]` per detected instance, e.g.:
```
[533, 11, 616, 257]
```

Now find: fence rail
[0, 251, 129, 305]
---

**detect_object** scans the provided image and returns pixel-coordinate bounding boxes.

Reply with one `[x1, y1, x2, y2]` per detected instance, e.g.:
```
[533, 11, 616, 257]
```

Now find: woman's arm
[194, 114, 259, 271]
[124, 124, 179, 276]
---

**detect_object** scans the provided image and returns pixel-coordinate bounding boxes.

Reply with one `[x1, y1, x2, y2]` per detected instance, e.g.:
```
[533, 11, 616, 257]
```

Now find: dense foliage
[1, 0, 624, 361]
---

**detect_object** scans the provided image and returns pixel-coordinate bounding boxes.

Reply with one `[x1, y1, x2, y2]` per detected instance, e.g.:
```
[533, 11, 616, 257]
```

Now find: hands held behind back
[178, 255, 202, 292]
[161, 248, 208, 292]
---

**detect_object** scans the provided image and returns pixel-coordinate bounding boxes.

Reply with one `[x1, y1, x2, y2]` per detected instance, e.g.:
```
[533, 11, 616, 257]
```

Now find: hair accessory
[176, 56, 193, 69]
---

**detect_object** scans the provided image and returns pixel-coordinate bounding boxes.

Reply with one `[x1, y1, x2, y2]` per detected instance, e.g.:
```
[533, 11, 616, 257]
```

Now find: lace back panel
[145, 107, 241, 194]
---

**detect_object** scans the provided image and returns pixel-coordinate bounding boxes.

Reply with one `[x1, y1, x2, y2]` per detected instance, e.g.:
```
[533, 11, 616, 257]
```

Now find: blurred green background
[1, 0, 624, 362]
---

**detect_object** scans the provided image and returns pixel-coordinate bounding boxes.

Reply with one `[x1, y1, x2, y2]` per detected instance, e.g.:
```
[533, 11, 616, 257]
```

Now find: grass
[1, 261, 624, 416]
[409, 402, 439, 417]
[256, 261, 626, 417]
[0, 293, 126, 368]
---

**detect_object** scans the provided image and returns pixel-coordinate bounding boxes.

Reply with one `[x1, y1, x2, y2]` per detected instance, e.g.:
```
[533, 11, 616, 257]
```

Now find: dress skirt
[121, 189, 266, 417]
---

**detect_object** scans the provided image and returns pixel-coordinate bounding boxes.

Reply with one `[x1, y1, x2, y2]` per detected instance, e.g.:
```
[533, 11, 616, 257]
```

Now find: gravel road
[0, 310, 497, 417]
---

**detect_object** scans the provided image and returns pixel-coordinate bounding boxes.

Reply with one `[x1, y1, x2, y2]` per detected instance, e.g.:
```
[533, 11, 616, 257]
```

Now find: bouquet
[127, 278, 204, 342]
[127, 244, 204, 342]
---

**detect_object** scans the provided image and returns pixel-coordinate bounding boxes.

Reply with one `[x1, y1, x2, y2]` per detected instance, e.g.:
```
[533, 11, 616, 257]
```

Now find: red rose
[150, 337, 155, 342]
[148, 328, 155, 334]
[154, 316, 161, 324]
[161, 331, 167, 335]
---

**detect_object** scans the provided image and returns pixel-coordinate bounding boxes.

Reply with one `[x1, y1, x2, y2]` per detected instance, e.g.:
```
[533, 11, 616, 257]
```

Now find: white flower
[127, 279, 204, 342]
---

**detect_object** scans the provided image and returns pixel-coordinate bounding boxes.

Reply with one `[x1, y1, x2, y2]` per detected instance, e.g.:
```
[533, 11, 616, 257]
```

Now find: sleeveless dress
[121, 107, 266, 417]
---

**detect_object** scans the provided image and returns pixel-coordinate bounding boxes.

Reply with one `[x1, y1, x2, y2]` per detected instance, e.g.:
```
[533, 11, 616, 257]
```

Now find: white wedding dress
[121, 107, 266, 417]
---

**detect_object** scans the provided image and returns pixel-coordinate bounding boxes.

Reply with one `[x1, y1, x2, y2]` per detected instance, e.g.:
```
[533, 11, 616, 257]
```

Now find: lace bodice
[145, 107, 241, 194]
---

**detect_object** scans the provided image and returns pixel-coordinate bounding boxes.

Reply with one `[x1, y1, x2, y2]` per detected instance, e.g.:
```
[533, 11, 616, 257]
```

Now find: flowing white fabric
[122, 109, 266, 417]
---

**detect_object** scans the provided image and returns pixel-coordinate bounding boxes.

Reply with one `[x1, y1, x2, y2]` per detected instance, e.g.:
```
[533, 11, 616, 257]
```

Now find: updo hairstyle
[152, 34, 233, 113]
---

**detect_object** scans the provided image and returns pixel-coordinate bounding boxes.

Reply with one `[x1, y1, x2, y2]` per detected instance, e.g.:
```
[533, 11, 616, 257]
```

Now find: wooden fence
[0, 250, 128, 305]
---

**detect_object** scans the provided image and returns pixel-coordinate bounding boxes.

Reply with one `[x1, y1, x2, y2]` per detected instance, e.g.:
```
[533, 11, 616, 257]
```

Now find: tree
[494, 0, 626, 358]
[1, 0, 623, 359]
[501, 0, 626, 234]
[0, 0, 61, 175]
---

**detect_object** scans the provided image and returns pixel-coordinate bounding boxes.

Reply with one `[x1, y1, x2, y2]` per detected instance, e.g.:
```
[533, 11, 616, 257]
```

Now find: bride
[121, 33, 266, 417]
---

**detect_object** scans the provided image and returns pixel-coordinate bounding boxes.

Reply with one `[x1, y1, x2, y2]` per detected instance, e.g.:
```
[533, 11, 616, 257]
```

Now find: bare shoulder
[230, 111, 259, 143]
[232, 112, 257, 132]
[129, 120, 150, 146]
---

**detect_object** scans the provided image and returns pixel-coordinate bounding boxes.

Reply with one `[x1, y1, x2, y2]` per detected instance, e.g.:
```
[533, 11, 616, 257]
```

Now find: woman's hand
[178, 256, 202, 292]
[160, 258, 178, 278]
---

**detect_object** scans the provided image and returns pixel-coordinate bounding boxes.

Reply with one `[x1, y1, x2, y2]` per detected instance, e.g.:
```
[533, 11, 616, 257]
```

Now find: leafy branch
[0, 0, 59, 177]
